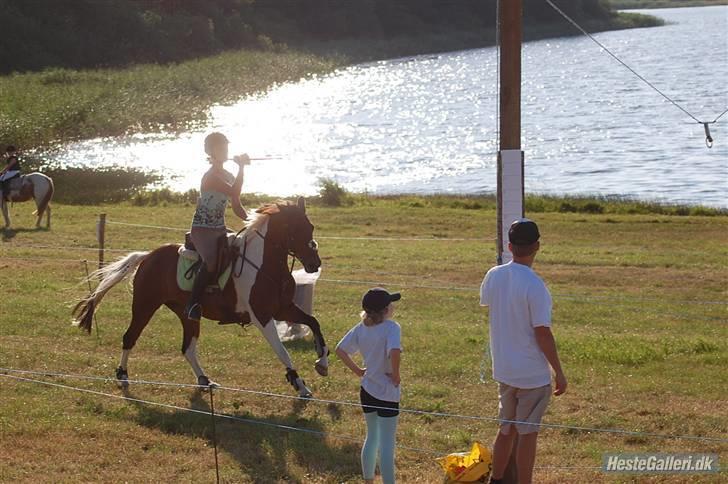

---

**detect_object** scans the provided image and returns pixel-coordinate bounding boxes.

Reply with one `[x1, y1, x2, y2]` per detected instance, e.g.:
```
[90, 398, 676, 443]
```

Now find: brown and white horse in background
[1, 172, 54, 229]
[73, 198, 329, 397]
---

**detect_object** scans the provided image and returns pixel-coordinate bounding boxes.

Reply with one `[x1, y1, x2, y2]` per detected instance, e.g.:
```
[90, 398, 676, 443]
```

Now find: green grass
[0, 198, 726, 482]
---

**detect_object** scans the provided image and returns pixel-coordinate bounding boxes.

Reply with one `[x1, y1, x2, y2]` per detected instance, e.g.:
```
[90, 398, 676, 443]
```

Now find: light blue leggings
[362, 412, 399, 483]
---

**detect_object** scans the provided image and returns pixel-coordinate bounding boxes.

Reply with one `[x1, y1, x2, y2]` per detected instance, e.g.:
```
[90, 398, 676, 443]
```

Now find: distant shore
[612, 0, 726, 9]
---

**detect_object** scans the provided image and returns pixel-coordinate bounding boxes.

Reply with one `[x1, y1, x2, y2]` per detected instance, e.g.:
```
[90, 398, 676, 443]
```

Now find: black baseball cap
[362, 287, 401, 312]
[508, 218, 540, 245]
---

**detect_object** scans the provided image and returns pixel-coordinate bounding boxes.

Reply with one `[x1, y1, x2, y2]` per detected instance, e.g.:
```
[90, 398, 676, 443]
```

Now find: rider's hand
[234, 154, 250, 166]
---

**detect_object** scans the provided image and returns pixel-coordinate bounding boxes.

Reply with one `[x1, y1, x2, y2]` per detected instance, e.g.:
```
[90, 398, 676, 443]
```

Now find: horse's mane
[234, 201, 296, 241]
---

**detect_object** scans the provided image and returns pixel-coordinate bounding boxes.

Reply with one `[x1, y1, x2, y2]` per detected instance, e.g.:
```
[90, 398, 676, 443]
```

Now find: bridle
[232, 218, 318, 284]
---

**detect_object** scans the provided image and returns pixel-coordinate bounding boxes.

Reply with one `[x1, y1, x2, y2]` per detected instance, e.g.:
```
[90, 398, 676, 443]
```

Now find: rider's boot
[185, 266, 211, 322]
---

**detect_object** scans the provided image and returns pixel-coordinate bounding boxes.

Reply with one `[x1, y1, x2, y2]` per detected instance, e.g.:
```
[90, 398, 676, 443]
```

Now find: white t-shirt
[336, 319, 402, 403]
[480, 261, 552, 389]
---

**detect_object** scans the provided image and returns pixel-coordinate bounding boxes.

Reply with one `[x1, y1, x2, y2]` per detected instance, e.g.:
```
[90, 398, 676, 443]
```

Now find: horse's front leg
[254, 319, 313, 398]
[274, 304, 329, 377]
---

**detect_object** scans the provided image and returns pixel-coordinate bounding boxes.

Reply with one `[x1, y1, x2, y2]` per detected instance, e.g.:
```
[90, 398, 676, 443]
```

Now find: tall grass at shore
[0, 49, 337, 149]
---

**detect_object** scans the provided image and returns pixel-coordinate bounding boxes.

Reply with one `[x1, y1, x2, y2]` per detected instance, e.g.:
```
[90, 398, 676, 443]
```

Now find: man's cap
[362, 287, 401, 312]
[508, 218, 540, 245]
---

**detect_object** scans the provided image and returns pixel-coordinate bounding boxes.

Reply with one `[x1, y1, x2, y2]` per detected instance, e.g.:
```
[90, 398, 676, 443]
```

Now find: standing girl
[185, 132, 249, 321]
[336, 288, 402, 484]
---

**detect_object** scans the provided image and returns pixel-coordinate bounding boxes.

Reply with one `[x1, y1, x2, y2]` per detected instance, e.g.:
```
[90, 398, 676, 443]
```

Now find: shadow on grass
[122, 387, 361, 482]
[2, 226, 49, 241]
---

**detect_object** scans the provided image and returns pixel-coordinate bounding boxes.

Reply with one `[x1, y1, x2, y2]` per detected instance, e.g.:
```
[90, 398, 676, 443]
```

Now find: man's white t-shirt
[480, 261, 552, 389]
[336, 319, 402, 403]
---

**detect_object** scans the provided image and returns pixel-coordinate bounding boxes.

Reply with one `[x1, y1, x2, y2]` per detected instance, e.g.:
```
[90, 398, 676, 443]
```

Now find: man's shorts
[360, 386, 399, 417]
[497, 382, 551, 435]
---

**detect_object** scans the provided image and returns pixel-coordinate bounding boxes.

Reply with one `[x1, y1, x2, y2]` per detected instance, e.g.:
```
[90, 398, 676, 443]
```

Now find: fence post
[97, 213, 106, 270]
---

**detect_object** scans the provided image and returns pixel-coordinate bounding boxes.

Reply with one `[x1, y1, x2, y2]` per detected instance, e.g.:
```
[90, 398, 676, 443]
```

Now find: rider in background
[0, 145, 21, 201]
[185, 132, 249, 322]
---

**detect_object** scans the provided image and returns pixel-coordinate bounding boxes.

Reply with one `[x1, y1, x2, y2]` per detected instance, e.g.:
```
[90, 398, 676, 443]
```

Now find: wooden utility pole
[499, 0, 522, 150]
[496, 0, 525, 265]
[496, 0, 523, 482]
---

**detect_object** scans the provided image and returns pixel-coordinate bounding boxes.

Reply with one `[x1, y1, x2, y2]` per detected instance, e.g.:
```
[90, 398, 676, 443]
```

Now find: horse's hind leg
[274, 304, 329, 377]
[117, 296, 163, 388]
[166, 302, 216, 388]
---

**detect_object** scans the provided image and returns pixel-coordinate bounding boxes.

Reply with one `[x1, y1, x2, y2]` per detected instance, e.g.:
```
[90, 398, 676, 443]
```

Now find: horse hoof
[314, 361, 328, 377]
[115, 367, 129, 388]
[198, 375, 219, 389]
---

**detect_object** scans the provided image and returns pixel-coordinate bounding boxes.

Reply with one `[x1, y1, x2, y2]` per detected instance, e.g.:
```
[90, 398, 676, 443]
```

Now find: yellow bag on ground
[436, 442, 492, 483]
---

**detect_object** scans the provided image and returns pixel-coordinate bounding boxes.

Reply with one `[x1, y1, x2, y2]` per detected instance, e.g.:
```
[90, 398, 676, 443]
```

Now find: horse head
[257, 197, 321, 273]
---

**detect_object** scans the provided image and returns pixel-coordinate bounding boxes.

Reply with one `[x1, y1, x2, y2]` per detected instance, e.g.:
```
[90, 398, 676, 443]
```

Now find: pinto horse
[72, 198, 329, 397]
[1, 172, 54, 229]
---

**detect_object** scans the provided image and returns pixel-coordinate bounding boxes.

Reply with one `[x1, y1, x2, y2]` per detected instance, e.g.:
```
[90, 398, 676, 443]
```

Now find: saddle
[179, 230, 235, 291]
[178, 230, 250, 326]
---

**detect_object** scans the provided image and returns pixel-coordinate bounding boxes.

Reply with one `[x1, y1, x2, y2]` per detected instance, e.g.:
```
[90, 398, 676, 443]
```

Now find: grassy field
[1, 198, 726, 483]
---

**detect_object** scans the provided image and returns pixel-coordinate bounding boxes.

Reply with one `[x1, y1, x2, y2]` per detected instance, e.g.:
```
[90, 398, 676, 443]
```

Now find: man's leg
[515, 432, 538, 484]
[511, 384, 551, 484]
[490, 429, 517, 481]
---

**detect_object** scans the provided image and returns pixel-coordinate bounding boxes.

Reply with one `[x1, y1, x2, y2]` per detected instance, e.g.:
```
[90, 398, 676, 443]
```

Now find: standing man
[480, 218, 567, 484]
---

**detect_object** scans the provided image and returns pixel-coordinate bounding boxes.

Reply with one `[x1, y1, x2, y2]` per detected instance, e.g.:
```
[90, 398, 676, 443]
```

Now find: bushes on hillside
[0, 0, 623, 74]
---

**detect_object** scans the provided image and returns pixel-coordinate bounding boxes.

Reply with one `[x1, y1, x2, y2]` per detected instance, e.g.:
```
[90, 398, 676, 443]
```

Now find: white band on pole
[498, 149, 524, 264]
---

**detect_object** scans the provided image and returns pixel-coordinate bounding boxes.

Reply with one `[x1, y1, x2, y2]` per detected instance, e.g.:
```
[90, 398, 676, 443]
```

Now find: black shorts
[360, 386, 399, 417]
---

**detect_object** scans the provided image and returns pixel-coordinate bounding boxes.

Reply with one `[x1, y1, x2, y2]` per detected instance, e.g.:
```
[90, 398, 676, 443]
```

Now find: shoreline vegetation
[613, 0, 726, 8]
[34, 165, 726, 217]
[1, 1, 663, 151]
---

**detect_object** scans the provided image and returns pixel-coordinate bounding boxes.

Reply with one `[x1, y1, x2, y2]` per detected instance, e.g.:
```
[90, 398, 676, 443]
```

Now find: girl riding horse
[0, 145, 21, 201]
[186, 132, 250, 321]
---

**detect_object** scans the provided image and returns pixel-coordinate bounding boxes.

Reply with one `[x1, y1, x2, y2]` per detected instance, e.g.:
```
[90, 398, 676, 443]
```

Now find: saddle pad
[176, 246, 232, 292]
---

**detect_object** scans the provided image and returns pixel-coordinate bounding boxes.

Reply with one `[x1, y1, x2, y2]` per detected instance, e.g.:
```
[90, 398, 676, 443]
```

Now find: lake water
[48, 6, 727, 206]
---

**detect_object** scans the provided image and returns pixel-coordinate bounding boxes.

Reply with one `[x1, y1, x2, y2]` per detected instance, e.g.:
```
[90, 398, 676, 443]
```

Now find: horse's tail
[32, 175, 54, 219]
[72, 251, 150, 333]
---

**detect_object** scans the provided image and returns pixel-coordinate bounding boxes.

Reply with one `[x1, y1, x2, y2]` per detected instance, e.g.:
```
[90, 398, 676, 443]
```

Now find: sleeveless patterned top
[191, 190, 228, 229]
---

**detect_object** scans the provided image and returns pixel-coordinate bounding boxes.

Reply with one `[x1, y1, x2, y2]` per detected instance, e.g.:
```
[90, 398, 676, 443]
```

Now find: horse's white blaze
[254, 319, 295, 370]
[184, 337, 205, 378]
[119, 349, 131, 370]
